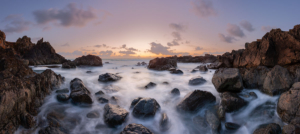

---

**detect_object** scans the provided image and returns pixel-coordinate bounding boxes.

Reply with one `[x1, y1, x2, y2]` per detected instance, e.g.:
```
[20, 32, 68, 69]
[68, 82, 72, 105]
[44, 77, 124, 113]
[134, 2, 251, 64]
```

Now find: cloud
[240, 20, 255, 32]
[31, 37, 43, 43]
[227, 23, 245, 38]
[2, 14, 31, 34]
[261, 26, 277, 32]
[191, 0, 217, 18]
[99, 50, 113, 57]
[148, 42, 189, 55]
[171, 32, 182, 40]
[58, 50, 83, 58]
[119, 50, 136, 55]
[167, 40, 180, 46]
[61, 43, 70, 46]
[33, 3, 98, 27]
[218, 33, 235, 43]
[121, 44, 126, 49]
[119, 44, 139, 51]
[94, 44, 109, 48]
[169, 23, 187, 32]
[195, 46, 203, 50]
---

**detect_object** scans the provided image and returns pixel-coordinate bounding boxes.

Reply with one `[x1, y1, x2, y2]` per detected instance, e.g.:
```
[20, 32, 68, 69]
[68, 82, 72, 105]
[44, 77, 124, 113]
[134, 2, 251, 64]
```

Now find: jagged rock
[56, 88, 69, 93]
[103, 104, 129, 128]
[171, 88, 180, 95]
[177, 90, 216, 112]
[70, 78, 92, 104]
[148, 57, 177, 70]
[56, 94, 70, 102]
[95, 90, 105, 95]
[73, 55, 103, 66]
[225, 122, 241, 130]
[188, 77, 207, 85]
[131, 98, 160, 118]
[86, 111, 100, 118]
[120, 123, 153, 134]
[145, 82, 157, 89]
[262, 65, 293, 96]
[160, 113, 170, 131]
[212, 68, 243, 93]
[253, 123, 281, 134]
[98, 73, 122, 82]
[220, 92, 248, 113]
[20, 113, 36, 129]
[240, 66, 270, 89]
[62, 61, 76, 69]
[170, 69, 183, 74]
[0, 30, 5, 48]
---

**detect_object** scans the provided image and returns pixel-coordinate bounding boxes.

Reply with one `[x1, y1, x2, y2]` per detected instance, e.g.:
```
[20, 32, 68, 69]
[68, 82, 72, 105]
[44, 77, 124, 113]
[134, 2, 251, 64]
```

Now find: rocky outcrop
[120, 123, 153, 134]
[177, 90, 216, 112]
[73, 55, 103, 66]
[0, 30, 5, 48]
[62, 61, 76, 69]
[176, 54, 218, 63]
[212, 68, 243, 93]
[148, 57, 177, 70]
[253, 123, 281, 134]
[131, 97, 160, 118]
[69, 78, 93, 104]
[240, 66, 270, 89]
[98, 73, 122, 82]
[103, 104, 129, 128]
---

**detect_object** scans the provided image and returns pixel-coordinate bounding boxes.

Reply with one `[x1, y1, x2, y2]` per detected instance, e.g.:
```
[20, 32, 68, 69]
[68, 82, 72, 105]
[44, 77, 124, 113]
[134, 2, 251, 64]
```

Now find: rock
[160, 113, 170, 131]
[130, 97, 142, 108]
[137, 62, 147, 66]
[98, 97, 109, 104]
[191, 69, 198, 73]
[98, 73, 122, 82]
[176, 54, 218, 63]
[193, 116, 210, 133]
[168, 68, 176, 72]
[262, 65, 293, 96]
[145, 82, 157, 89]
[253, 123, 281, 134]
[0, 30, 5, 48]
[220, 92, 248, 112]
[277, 82, 300, 123]
[105, 62, 109, 64]
[148, 57, 177, 70]
[205, 110, 221, 133]
[73, 55, 103, 66]
[62, 61, 76, 69]
[249, 92, 258, 99]
[86, 111, 100, 118]
[20, 114, 36, 129]
[188, 77, 207, 85]
[103, 104, 129, 128]
[56, 94, 70, 102]
[70, 78, 93, 104]
[95, 90, 105, 95]
[250, 101, 276, 121]
[240, 66, 270, 89]
[282, 124, 300, 134]
[38, 126, 66, 134]
[120, 123, 153, 134]
[225, 122, 241, 130]
[171, 88, 180, 95]
[212, 68, 243, 93]
[177, 90, 216, 112]
[197, 65, 208, 72]
[162, 82, 169, 85]
[170, 69, 183, 74]
[103, 85, 121, 93]
[56, 88, 69, 93]
[131, 98, 160, 118]
[207, 62, 226, 69]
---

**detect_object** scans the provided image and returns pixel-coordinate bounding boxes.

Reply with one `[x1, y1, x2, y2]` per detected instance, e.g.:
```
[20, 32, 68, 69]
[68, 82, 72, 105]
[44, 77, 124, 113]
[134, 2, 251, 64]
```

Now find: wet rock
[188, 77, 207, 85]
[193, 116, 209, 133]
[212, 68, 243, 93]
[105, 62, 109, 64]
[103, 104, 129, 128]
[20, 114, 36, 129]
[207, 62, 226, 69]
[253, 123, 281, 134]
[225, 122, 241, 130]
[220, 92, 248, 112]
[70, 78, 93, 104]
[145, 82, 157, 89]
[205, 110, 221, 133]
[148, 57, 177, 71]
[170, 69, 183, 74]
[98, 97, 109, 104]
[137, 62, 147, 66]
[171, 88, 180, 96]
[277, 82, 300, 123]
[86, 71, 92, 73]
[103, 85, 121, 93]
[62, 61, 76, 69]
[176, 54, 218, 63]
[120, 123, 153, 134]
[197, 65, 208, 72]
[56, 94, 70, 102]
[262, 65, 293, 96]
[56, 88, 69, 94]
[177, 90, 216, 112]
[162, 81, 169, 85]
[168, 68, 176, 72]
[98, 73, 122, 82]
[86, 111, 100, 118]
[160, 113, 170, 131]
[131, 98, 160, 118]
[95, 90, 105, 95]
[249, 92, 258, 99]
[38, 126, 66, 134]
[250, 101, 276, 120]
[73, 55, 103, 66]
[240, 66, 270, 89]
[282, 124, 300, 134]
[191, 69, 198, 73]
[130, 97, 142, 108]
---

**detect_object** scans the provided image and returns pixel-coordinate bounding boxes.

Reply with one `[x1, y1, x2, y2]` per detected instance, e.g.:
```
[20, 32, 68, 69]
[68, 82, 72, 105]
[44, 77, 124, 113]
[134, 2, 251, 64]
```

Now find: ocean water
[16, 59, 283, 134]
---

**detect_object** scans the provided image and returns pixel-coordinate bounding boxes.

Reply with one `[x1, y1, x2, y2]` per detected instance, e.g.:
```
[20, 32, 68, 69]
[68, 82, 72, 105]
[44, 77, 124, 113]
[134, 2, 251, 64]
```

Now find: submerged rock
[171, 88, 180, 96]
[225, 122, 241, 130]
[131, 98, 160, 118]
[253, 123, 281, 134]
[160, 113, 170, 131]
[98, 73, 122, 82]
[38, 126, 66, 134]
[95, 90, 105, 95]
[56, 94, 70, 102]
[86, 111, 100, 118]
[56, 88, 69, 94]
[103, 85, 121, 93]
[282, 124, 300, 134]
[170, 69, 183, 74]
[212, 68, 243, 93]
[145, 82, 157, 89]
[148, 57, 177, 70]
[103, 104, 129, 128]
[73, 55, 103, 66]
[205, 110, 221, 133]
[188, 77, 207, 85]
[70, 78, 93, 104]
[120, 123, 153, 134]
[240, 66, 270, 89]
[98, 97, 109, 104]
[177, 90, 216, 112]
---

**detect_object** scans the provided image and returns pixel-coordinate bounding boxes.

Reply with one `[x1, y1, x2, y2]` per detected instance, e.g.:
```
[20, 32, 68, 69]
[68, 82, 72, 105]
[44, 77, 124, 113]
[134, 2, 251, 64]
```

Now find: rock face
[240, 66, 270, 89]
[69, 78, 93, 104]
[253, 123, 281, 134]
[148, 57, 177, 70]
[277, 82, 300, 123]
[131, 98, 160, 118]
[120, 123, 153, 134]
[262, 65, 293, 96]
[73, 55, 103, 66]
[220, 92, 248, 113]
[98, 73, 122, 82]
[62, 61, 76, 69]
[177, 90, 216, 112]
[212, 68, 243, 93]
[103, 104, 129, 128]
[176, 54, 218, 63]
[189, 77, 207, 85]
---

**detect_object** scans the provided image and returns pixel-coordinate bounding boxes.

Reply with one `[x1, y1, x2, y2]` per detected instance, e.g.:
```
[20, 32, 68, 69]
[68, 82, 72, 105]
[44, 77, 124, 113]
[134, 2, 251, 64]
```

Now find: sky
[1, 0, 300, 59]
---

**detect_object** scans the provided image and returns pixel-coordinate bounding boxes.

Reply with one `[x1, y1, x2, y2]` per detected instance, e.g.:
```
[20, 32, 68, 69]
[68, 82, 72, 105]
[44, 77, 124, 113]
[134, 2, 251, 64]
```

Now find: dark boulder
[212, 68, 243, 93]
[98, 73, 122, 82]
[205, 110, 221, 133]
[73, 55, 103, 66]
[95, 90, 105, 95]
[148, 57, 177, 70]
[170, 69, 183, 74]
[120, 123, 153, 134]
[137, 62, 147, 66]
[103, 104, 129, 128]
[70, 78, 93, 104]
[176, 54, 218, 63]
[197, 65, 208, 72]
[188, 77, 207, 85]
[220, 92, 248, 113]
[282, 124, 300, 134]
[145, 82, 157, 89]
[38, 126, 66, 134]
[131, 98, 160, 118]
[56, 94, 70, 102]
[98, 97, 109, 104]
[62, 61, 76, 69]
[253, 123, 281, 134]
[177, 90, 216, 112]
[240, 66, 270, 89]
[20, 114, 36, 129]
[171, 88, 180, 96]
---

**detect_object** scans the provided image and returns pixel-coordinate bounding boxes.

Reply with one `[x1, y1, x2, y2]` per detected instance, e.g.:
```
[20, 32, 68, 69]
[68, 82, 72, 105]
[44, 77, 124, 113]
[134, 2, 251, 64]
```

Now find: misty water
[17, 59, 283, 134]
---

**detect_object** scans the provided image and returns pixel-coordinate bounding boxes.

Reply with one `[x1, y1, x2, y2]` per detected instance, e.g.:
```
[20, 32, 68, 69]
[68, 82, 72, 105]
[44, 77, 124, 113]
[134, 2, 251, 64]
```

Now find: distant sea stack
[62, 55, 103, 68]
[147, 57, 177, 70]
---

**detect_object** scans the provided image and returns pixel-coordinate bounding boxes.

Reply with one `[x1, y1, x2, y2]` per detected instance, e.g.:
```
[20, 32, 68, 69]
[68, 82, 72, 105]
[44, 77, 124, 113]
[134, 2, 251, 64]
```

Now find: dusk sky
[1, 0, 299, 59]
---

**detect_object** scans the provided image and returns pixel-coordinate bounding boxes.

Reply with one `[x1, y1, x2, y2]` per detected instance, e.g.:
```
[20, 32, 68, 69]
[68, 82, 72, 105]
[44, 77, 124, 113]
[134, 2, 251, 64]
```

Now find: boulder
[38, 126, 66, 134]
[98, 97, 109, 104]
[240, 66, 270, 89]
[148, 57, 177, 70]
[145, 82, 157, 89]
[95, 90, 105, 95]
[137, 62, 147, 66]
[69, 78, 93, 104]
[170, 69, 183, 74]
[62, 61, 76, 69]
[188, 77, 207, 85]
[262, 65, 293, 96]
[253, 123, 281, 134]
[205, 110, 221, 133]
[98, 73, 122, 82]
[225, 122, 241, 130]
[212, 68, 243, 93]
[56, 94, 70, 102]
[86, 111, 100, 118]
[207, 62, 226, 69]
[220, 92, 248, 113]
[177, 90, 216, 112]
[171, 88, 180, 96]
[197, 65, 208, 72]
[131, 98, 160, 118]
[282, 124, 300, 134]
[73, 55, 103, 66]
[176, 54, 218, 63]
[103, 104, 129, 128]
[159, 113, 170, 131]
[120, 123, 153, 134]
